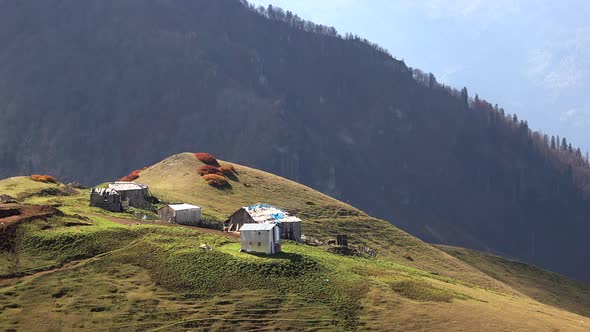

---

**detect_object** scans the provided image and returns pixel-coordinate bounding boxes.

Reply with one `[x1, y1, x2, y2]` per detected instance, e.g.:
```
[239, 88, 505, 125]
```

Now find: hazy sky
[250, 0, 590, 153]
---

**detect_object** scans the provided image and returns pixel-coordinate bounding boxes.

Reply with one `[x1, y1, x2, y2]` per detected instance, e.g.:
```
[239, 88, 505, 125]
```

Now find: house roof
[166, 203, 201, 211]
[239, 223, 278, 231]
[108, 182, 148, 191]
[243, 203, 302, 223]
[91, 188, 119, 196]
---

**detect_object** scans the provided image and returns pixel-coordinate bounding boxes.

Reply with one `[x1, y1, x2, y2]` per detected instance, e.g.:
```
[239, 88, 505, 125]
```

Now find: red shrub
[195, 152, 219, 166]
[31, 174, 58, 183]
[118, 166, 147, 182]
[202, 174, 229, 188]
[219, 164, 237, 176]
[197, 165, 221, 176]
[119, 170, 141, 182]
[403, 253, 414, 261]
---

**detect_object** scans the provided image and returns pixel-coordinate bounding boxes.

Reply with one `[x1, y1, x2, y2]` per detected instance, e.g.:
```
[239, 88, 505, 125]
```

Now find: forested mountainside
[0, 0, 589, 282]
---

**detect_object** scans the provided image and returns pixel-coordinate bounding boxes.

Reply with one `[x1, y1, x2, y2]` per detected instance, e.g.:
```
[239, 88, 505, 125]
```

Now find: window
[257, 242, 261, 246]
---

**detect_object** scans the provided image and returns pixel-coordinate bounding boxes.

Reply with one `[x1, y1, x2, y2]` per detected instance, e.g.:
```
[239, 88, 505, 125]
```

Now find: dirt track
[0, 204, 61, 229]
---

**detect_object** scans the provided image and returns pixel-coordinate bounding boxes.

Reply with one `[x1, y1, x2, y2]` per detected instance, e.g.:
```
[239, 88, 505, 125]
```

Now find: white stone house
[158, 203, 202, 226]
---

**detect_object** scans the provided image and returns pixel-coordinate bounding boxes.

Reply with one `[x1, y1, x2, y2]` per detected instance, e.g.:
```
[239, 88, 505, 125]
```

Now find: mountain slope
[438, 245, 590, 318]
[0, 0, 589, 282]
[1, 156, 589, 331]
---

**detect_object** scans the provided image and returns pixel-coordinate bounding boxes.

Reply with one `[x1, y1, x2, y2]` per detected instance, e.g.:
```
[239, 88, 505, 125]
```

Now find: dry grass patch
[390, 279, 467, 302]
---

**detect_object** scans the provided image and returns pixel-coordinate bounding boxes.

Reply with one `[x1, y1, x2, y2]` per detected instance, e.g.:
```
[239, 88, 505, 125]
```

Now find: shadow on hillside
[242, 251, 304, 261]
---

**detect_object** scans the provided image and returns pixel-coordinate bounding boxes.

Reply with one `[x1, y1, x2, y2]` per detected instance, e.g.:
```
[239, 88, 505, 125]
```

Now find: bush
[31, 174, 58, 183]
[118, 167, 147, 182]
[195, 152, 219, 166]
[119, 170, 140, 182]
[202, 174, 230, 188]
[197, 165, 221, 176]
[218, 164, 236, 176]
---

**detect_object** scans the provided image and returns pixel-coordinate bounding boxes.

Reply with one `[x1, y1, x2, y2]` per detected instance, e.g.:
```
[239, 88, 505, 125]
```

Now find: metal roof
[108, 182, 148, 191]
[91, 188, 119, 196]
[239, 223, 278, 231]
[167, 203, 201, 211]
[243, 203, 302, 223]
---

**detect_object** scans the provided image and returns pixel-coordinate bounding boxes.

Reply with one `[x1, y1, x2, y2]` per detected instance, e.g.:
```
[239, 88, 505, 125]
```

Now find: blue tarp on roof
[246, 204, 286, 212]
[245, 203, 281, 211]
[242, 203, 300, 224]
[270, 213, 285, 220]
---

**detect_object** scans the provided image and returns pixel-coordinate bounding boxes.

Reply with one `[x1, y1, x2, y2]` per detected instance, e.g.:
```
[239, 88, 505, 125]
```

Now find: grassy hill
[138, 153, 365, 221]
[0, 176, 68, 200]
[0, 156, 589, 331]
[437, 245, 590, 318]
[136, 153, 516, 287]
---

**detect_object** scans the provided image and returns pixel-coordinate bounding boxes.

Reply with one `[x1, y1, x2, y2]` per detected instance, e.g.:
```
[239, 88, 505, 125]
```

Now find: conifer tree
[543, 134, 549, 147]
[460, 87, 468, 105]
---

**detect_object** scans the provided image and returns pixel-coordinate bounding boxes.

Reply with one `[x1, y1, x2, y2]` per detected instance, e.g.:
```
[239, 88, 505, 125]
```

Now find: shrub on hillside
[119, 170, 140, 182]
[219, 164, 237, 176]
[118, 167, 147, 182]
[195, 152, 219, 166]
[202, 174, 230, 188]
[197, 165, 221, 176]
[31, 174, 58, 184]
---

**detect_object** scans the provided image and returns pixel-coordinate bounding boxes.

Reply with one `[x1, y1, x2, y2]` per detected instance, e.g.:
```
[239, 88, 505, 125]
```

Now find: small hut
[226, 203, 302, 242]
[108, 182, 152, 210]
[90, 182, 152, 212]
[240, 223, 281, 255]
[158, 204, 201, 226]
[90, 188, 123, 212]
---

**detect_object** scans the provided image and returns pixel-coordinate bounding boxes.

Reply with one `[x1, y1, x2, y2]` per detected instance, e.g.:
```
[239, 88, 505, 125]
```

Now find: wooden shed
[226, 203, 302, 242]
[108, 182, 152, 210]
[90, 188, 123, 212]
[158, 204, 201, 226]
[240, 223, 281, 255]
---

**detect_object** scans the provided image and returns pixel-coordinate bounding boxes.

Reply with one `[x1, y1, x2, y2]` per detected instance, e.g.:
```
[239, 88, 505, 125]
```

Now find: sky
[250, 0, 590, 153]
